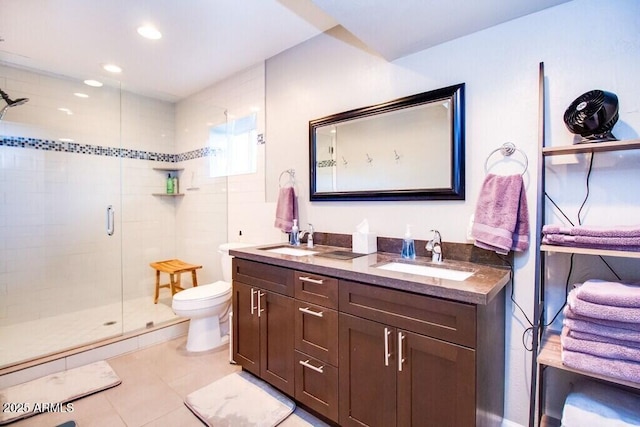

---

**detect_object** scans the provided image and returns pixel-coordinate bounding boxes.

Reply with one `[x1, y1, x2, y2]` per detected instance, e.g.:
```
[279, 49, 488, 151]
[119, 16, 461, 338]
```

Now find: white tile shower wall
[175, 63, 269, 282]
[0, 65, 178, 326]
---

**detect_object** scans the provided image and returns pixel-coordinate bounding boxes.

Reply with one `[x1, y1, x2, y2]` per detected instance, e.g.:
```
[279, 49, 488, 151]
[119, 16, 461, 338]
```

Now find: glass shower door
[0, 65, 124, 369]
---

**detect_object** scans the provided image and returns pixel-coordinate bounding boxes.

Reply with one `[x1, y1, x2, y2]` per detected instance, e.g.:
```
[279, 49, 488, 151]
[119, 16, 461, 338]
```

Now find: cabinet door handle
[257, 291, 265, 317]
[384, 327, 391, 367]
[299, 359, 324, 373]
[398, 332, 405, 372]
[250, 289, 256, 315]
[299, 276, 324, 284]
[298, 306, 324, 317]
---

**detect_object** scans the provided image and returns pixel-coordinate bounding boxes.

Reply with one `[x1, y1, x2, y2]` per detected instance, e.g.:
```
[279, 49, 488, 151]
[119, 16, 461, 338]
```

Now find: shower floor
[0, 296, 179, 368]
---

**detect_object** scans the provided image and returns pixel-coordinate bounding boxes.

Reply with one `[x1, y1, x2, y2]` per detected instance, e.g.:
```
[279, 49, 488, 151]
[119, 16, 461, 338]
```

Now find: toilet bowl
[172, 242, 254, 352]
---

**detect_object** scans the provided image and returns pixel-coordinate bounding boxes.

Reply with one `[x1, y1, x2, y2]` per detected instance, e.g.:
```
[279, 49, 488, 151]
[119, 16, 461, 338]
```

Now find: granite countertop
[229, 243, 511, 305]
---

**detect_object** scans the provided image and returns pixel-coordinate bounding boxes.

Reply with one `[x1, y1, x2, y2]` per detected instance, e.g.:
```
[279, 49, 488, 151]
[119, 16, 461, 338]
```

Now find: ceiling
[0, 0, 571, 102]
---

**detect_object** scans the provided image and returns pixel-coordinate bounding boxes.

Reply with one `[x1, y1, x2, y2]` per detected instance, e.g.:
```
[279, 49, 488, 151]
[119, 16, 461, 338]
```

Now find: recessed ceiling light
[84, 79, 103, 87]
[103, 63, 122, 73]
[74, 92, 89, 98]
[137, 25, 162, 40]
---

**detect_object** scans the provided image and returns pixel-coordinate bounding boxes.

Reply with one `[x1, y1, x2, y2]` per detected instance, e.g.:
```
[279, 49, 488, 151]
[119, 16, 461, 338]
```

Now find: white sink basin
[264, 247, 318, 256]
[377, 262, 474, 281]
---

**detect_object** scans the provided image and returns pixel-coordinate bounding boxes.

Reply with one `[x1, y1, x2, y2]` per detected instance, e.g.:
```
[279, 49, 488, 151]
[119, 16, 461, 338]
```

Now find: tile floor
[9, 336, 329, 427]
[1, 296, 179, 368]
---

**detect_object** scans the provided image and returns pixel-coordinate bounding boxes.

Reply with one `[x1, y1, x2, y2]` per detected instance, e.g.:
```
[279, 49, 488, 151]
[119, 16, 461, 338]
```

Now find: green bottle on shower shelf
[166, 173, 174, 194]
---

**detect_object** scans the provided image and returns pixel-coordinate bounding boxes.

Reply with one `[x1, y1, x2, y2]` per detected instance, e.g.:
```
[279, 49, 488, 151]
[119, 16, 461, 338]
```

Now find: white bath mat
[185, 370, 296, 427]
[0, 360, 121, 425]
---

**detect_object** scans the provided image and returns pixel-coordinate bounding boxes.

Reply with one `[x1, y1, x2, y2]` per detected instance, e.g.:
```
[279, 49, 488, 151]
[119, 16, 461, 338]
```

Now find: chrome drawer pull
[398, 332, 405, 372]
[384, 327, 391, 367]
[299, 359, 324, 373]
[250, 289, 256, 315]
[298, 307, 324, 317]
[299, 276, 324, 285]
[257, 291, 265, 317]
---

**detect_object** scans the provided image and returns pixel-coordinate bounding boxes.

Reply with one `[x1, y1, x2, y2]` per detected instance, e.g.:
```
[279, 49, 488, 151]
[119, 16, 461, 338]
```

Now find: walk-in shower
[0, 88, 29, 121]
[0, 63, 229, 369]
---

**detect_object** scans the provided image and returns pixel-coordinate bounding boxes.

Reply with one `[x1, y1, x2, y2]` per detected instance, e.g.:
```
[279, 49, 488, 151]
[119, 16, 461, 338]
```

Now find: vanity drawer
[294, 300, 338, 366]
[339, 280, 477, 348]
[294, 350, 339, 423]
[294, 271, 338, 309]
[233, 259, 294, 297]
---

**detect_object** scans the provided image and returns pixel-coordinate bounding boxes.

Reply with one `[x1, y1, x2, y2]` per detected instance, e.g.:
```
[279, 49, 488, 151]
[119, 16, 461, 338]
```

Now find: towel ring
[279, 168, 295, 188]
[484, 142, 528, 176]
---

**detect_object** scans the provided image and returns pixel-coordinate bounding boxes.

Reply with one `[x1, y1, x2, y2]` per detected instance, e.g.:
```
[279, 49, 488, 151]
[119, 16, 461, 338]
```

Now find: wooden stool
[150, 259, 202, 304]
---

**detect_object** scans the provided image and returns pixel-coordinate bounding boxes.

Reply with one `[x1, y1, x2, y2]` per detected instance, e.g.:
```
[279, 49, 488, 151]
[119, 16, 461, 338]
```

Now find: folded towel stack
[542, 224, 640, 251]
[561, 279, 640, 384]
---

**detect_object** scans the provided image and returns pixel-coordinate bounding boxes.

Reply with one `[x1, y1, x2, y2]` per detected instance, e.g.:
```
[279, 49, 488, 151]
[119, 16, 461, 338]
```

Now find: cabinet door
[339, 313, 396, 427]
[260, 289, 295, 395]
[397, 330, 476, 427]
[232, 281, 260, 375]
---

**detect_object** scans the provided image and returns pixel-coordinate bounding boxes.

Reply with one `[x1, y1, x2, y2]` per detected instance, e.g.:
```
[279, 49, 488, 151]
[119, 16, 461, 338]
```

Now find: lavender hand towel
[575, 279, 640, 308]
[561, 348, 640, 385]
[543, 224, 640, 238]
[471, 173, 530, 254]
[568, 289, 640, 323]
[561, 327, 640, 362]
[274, 186, 298, 233]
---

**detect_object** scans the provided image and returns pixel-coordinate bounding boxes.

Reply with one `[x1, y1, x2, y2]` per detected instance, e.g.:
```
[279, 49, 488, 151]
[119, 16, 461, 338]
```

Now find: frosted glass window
[209, 113, 257, 177]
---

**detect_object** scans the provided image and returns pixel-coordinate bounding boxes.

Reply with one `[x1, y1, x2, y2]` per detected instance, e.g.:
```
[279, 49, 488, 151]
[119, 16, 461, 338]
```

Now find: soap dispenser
[290, 219, 300, 246]
[401, 225, 416, 259]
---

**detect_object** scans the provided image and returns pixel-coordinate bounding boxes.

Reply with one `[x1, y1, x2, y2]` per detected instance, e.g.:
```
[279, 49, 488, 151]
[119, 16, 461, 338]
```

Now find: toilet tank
[218, 242, 256, 282]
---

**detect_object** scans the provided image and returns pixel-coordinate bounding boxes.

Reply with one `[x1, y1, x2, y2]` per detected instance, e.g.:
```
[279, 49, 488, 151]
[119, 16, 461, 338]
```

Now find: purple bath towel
[561, 327, 640, 362]
[543, 224, 640, 238]
[471, 173, 530, 255]
[274, 186, 298, 233]
[543, 233, 640, 248]
[541, 235, 640, 251]
[564, 308, 640, 341]
[567, 328, 640, 349]
[561, 348, 640, 385]
[575, 279, 640, 308]
[568, 289, 640, 324]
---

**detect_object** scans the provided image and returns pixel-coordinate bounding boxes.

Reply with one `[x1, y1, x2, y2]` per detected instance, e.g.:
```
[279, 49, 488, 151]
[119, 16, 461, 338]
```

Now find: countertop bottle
[401, 224, 416, 259]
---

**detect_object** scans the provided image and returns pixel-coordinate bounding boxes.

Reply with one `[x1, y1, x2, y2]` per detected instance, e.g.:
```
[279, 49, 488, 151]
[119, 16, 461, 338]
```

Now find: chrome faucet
[426, 229, 443, 263]
[297, 223, 314, 248]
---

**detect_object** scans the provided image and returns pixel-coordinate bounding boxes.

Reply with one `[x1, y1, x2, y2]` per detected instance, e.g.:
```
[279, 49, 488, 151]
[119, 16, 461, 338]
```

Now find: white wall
[232, 1, 639, 425]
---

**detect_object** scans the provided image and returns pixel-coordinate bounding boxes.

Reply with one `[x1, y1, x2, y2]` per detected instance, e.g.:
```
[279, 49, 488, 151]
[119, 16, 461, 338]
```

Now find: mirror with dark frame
[309, 83, 465, 201]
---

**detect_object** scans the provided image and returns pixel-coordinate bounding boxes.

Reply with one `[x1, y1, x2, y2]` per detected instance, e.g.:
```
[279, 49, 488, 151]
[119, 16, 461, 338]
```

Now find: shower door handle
[106, 205, 115, 236]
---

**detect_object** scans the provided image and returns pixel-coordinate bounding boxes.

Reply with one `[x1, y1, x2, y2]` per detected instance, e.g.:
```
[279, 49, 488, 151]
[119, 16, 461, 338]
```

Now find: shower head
[0, 88, 29, 120]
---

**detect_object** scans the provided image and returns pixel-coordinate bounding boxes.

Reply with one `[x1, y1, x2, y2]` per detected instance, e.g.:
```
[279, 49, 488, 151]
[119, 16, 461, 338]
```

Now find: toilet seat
[172, 281, 231, 311]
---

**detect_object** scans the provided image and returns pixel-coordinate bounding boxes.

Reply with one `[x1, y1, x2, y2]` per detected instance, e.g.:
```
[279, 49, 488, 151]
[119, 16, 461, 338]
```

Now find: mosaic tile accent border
[0, 135, 212, 162]
[317, 159, 336, 168]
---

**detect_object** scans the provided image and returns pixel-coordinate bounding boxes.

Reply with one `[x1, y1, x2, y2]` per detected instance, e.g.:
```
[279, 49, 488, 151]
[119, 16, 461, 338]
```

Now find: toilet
[172, 242, 254, 352]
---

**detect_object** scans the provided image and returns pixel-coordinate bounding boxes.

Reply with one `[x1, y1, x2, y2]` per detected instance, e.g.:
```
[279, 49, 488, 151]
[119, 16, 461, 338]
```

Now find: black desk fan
[563, 90, 619, 143]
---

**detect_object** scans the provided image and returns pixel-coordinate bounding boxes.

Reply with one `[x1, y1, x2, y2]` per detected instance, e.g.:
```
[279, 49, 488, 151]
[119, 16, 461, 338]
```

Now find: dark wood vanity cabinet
[232, 259, 295, 396]
[339, 280, 504, 427]
[232, 257, 505, 427]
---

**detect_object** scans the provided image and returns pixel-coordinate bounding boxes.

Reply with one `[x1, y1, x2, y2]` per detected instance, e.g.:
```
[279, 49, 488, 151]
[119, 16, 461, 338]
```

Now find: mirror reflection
[310, 84, 465, 201]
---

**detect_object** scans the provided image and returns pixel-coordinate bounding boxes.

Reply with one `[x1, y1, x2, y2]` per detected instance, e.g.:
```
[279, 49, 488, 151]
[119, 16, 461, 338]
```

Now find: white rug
[0, 360, 121, 425]
[185, 371, 296, 427]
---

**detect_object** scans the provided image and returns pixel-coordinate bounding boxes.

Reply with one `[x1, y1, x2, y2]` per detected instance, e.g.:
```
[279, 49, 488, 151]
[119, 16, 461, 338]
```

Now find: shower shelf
[153, 167, 184, 196]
